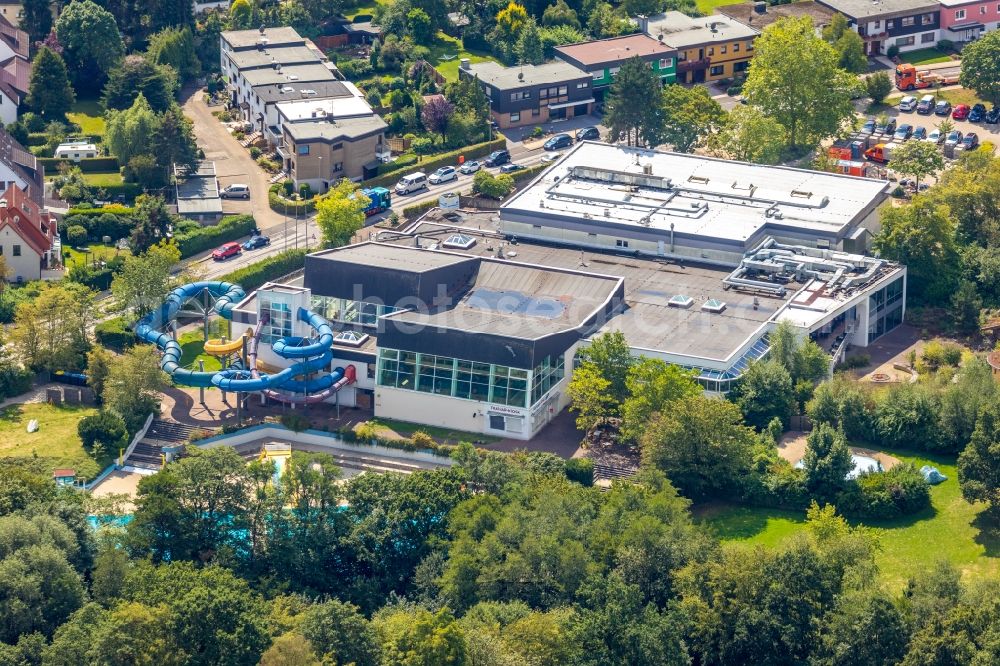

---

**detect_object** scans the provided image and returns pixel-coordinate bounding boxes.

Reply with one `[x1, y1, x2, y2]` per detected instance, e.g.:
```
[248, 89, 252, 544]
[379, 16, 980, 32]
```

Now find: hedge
[95, 316, 136, 353]
[67, 205, 135, 217]
[218, 249, 307, 292]
[174, 214, 256, 258]
[39, 157, 120, 172]
[362, 136, 507, 190]
[511, 163, 547, 183]
[268, 184, 317, 215]
[62, 212, 132, 243]
[67, 259, 122, 291]
[0, 367, 33, 402]
[402, 199, 438, 219]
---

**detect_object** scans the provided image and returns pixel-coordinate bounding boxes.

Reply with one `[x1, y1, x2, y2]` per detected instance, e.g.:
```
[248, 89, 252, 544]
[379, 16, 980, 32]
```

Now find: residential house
[0, 13, 29, 124]
[814, 0, 940, 54]
[937, 0, 1000, 42]
[459, 59, 594, 129]
[279, 115, 387, 191]
[553, 34, 677, 97]
[0, 127, 46, 206]
[639, 11, 760, 83]
[719, 1, 836, 32]
[257, 80, 359, 147]
[0, 177, 58, 281]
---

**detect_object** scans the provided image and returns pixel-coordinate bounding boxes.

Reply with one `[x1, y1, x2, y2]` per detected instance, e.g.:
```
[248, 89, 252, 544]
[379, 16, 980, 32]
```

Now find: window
[11, 245, 19, 257]
[616, 239, 629, 248]
[297, 145, 309, 155]
[678, 51, 687, 61]
[886, 20, 894, 28]
[539, 88, 548, 98]
[895, 35, 915, 46]
[734, 60, 749, 72]
[592, 70, 603, 79]
[733, 43, 740, 52]
[922, 13, 935, 23]
[532, 109, 540, 116]
[874, 19, 881, 28]
[331, 142, 343, 151]
[609, 67, 620, 75]
[576, 81, 588, 88]
[720, 44, 727, 54]
[659, 58, 669, 68]
[259, 294, 292, 344]
[558, 85, 567, 95]
[333, 162, 343, 172]
[510, 112, 520, 122]
[901, 16, 914, 26]
[510, 90, 530, 101]
[955, 9, 966, 19]
[708, 46, 714, 55]
[710, 64, 725, 75]
[921, 31, 935, 42]
[981, 5, 987, 13]
[746, 40, 754, 50]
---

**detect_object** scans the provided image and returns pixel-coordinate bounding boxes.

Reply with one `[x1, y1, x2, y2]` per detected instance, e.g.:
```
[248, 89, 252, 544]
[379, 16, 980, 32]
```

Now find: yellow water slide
[203, 328, 253, 357]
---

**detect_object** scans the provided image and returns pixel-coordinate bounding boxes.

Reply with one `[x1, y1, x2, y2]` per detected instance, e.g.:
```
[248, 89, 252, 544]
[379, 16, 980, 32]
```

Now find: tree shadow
[0, 405, 24, 424]
[972, 513, 1000, 558]
[692, 501, 806, 541]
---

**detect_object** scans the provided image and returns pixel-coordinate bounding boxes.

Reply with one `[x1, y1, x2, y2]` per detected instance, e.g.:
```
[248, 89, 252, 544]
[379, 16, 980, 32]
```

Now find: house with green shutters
[554, 34, 677, 95]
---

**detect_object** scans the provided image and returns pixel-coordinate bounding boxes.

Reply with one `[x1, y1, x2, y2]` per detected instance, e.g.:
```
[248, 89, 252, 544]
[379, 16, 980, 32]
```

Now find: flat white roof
[276, 91, 372, 122]
[502, 142, 888, 245]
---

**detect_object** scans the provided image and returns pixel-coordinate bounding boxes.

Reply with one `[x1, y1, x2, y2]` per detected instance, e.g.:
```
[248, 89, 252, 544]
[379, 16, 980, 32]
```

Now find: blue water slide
[271, 308, 334, 357]
[133, 282, 246, 388]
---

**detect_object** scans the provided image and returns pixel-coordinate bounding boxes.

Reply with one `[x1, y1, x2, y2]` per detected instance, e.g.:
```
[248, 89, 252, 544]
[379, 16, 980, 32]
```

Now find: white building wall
[0, 226, 40, 281]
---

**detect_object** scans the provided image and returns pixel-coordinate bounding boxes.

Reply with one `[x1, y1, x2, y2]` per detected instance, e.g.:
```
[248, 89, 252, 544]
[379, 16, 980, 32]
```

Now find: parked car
[243, 235, 270, 250]
[969, 103, 987, 122]
[952, 104, 971, 120]
[962, 132, 979, 150]
[543, 133, 573, 151]
[576, 126, 600, 141]
[912, 126, 927, 141]
[893, 124, 913, 141]
[458, 160, 481, 175]
[541, 152, 562, 163]
[221, 183, 250, 199]
[935, 100, 952, 116]
[859, 118, 876, 135]
[499, 163, 525, 174]
[212, 242, 242, 260]
[916, 94, 935, 114]
[873, 118, 896, 135]
[924, 128, 943, 144]
[429, 166, 457, 184]
[898, 95, 918, 112]
[394, 172, 428, 194]
[484, 149, 510, 167]
[986, 105, 1000, 124]
[944, 129, 963, 147]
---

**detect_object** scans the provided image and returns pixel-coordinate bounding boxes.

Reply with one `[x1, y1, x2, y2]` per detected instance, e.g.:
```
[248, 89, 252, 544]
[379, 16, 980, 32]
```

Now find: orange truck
[864, 143, 896, 164]
[895, 64, 960, 91]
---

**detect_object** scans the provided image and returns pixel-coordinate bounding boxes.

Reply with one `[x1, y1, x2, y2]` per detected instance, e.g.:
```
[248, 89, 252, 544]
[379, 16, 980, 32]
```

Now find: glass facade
[311, 296, 403, 328]
[867, 277, 905, 344]
[377, 349, 565, 409]
[260, 293, 293, 344]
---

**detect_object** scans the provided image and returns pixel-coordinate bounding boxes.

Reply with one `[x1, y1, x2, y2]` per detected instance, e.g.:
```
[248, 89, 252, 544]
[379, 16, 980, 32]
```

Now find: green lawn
[62, 243, 129, 269]
[79, 171, 123, 187]
[66, 99, 105, 137]
[364, 417, 501, 444]
[344, 0, 390, 19]
[0, 403, 105, 478]
[695, 0, 745, 14]
[427, 32, 498, 82]
[177, 327, 228, 372]
[897, 48, 953, 65]
[698, 449, 1000, 591]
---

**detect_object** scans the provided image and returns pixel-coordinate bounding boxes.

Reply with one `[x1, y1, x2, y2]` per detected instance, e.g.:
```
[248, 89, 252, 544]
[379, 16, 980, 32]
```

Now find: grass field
[698, 449, 1000, 591]
[0, 403, 104, 478]
[897, 48, 953, 65]
[427, 32, 497, 81]
[66, 100, 105, 137]
[62, 243, 129, 268]
[79, 171, 124, 187]
[344, 0, 390, 19]
[695, 0, 744, 14]
[363, 417, 501, 444]
[177, 328, 227, 372]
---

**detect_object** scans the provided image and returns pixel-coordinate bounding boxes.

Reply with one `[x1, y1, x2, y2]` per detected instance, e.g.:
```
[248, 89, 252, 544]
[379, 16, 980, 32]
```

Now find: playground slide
[133, 282, 246, 388]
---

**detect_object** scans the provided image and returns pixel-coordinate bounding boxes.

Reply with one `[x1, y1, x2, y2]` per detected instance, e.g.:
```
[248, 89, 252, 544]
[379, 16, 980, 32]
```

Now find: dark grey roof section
[222, 27, 306, 50]
[254, 80, 351, 103]
[814, 0, 938, 18]
[283, 115, 388, 141]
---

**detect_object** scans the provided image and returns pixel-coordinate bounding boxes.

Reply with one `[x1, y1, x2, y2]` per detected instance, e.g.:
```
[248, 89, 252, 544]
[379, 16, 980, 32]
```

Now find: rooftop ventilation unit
[790, 189, 813, 199]
[668, 294, 694, 308]
[442, 233, 476, 249]
[688, 175, 709, 185]
[701, 298, 727, 313]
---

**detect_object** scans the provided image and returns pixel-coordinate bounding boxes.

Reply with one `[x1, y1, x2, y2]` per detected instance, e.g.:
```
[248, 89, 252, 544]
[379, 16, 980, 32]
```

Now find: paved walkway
[180, 86, 284, 231]
[0, 383, 57, 411]
[491, 411, 585, 459]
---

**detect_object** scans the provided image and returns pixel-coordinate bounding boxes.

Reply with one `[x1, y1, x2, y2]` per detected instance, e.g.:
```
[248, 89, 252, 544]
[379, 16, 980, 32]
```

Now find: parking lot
[861, 95, 1000, 156]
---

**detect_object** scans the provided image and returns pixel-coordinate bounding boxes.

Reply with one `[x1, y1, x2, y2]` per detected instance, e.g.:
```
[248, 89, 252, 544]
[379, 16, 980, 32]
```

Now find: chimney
[459, 58, 470, 70]
[637, 14, 649, 32]
[754, 1, 767, 12]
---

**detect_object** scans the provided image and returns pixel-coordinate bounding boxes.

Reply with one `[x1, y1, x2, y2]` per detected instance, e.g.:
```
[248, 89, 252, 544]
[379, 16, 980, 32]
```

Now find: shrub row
[268, 184, 317, 215]
[62, 213, 132, 244]
[511, 163, 547, 183]
[67, 205, 135, 217]
[174, 214, 256, 258]
[335, 425, 457, 458]
[218, 249, 307, 292]
[401, 199, 438, 219]
[0, 366, 33, 402]
[38, 157, 120, 172]
[363, 136, 507, 190]
[95, 316, 136, 353]
[836, 463, 931, 520]
[67, 258, 123, 291]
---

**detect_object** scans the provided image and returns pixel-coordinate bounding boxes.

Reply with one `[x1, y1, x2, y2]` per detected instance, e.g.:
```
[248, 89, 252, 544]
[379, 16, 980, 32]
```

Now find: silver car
[458, 160, 481, 175]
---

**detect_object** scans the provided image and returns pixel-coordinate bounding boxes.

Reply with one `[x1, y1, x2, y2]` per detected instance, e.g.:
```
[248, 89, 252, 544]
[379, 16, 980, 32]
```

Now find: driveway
[180, 85, 284, 231]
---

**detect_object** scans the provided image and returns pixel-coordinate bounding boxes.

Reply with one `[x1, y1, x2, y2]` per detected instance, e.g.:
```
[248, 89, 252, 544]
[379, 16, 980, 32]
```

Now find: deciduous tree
[729, 360, 795, 429]
[864, 71, 893, 105]
[103, 344, 168, 432]
[621, 358, 701, 442]
[111, 241, 180, 316]
[315, 180, 369, 248]
[742, 16, 857, 148]
[55, 0, 125, 91]
[21, 0, 53, 44]
[105, 93, 158, 167]
[708, 105, 785, 164]
[660, 84, 724, 152]
[801, 423, 852, 501]
[566, 363, 614, 432]
[873, 196, 959, 303]
[890, 139, 946, 185]
[421, 95, 454, 143]
[959, 30, 1000, 105]
[958, 398, 1000, 519]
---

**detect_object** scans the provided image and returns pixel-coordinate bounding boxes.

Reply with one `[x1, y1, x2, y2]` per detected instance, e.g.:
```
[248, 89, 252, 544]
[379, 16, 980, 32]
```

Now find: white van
[221, 183, 250, 199]
[395, 172, 427, 195]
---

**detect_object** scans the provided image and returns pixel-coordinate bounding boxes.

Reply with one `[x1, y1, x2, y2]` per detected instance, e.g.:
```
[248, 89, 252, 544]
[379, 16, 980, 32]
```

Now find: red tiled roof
[0, 184, 53, 256]
[554, 34, 675, 66]
[52, 469, 76, 478]
[0, 15, 27, 60]
[0, 56, 31, 96]
[0, 127, 44, 206]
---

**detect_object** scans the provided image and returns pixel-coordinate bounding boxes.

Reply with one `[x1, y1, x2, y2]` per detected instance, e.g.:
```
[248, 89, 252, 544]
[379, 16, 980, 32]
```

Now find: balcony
[858, 29, 888, 40]
[276, 144, 291, 159]
[677, 58, 710, 73]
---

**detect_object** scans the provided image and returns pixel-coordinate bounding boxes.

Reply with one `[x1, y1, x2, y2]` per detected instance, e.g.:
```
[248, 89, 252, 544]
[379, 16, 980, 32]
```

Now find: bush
[339, 58, 373, 79]
[412, 137, 435, 154]
[411, 431, 434, 449]
[37, 157, 120, 172]
[473, 170, 515, 199]
[257, 157, 281, 173]
[66, 225, 88, 247]
[268, 184, 317, 215]
[0, 366, 32, 400]
[67, 258, 122, 291]
[282, 179, 294, 196]
[95, 316, 136, 352]
[836, 463, 931, 519]
[937, 39, 954, 52]
[920, 340, 962, 371]
[565, 457, 594, 486]
[280, 413, 310, 432]
[218, 249, 306, 292]
[833, 353, 870, 372]
[173, 214, 256, 258]
[249, 146, 262, 159]
[298, 183, 312, 200]
[78, 411, 128, 454]
[531, 126, 544, 138]
[887, 44, 899, 58]
[401, 199, 438, 219]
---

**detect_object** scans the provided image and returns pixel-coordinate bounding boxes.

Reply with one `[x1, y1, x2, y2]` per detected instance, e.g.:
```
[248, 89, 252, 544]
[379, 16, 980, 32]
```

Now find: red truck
[895, 64, 960, 91]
